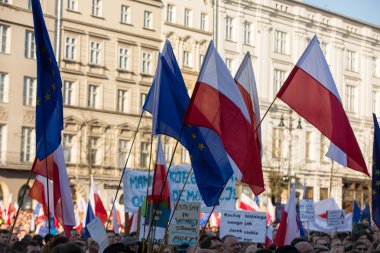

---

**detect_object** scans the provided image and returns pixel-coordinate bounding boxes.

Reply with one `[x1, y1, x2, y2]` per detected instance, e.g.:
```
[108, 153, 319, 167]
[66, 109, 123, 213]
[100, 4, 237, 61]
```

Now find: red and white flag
[234, 53, 264, 186]
[265, 225, 274, 248]
[239, 193, 260, 211]
[112, 202, 120, 233]
[184, 41, 264, 195]
[90, 175, 108, 223]
[274, 185, 299, 246]
[276, 35, 368, 176]
[6, 193, 13, 225]
[29, 145, 76, 237]
[149, 136, 170, 208]
[267, 198, 275, 225]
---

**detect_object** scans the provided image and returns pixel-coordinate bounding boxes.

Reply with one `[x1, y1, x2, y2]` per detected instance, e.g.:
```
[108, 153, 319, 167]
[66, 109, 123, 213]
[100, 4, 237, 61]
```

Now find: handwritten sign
[123, 165, 236, 212]
[139, 215, 166, 244]
[299, 199, 315, 222]
[87, 217, 109, 253]
[327, 210, 345, 226]
[169, 202, 200, 245]
[220, 210, 267, 243]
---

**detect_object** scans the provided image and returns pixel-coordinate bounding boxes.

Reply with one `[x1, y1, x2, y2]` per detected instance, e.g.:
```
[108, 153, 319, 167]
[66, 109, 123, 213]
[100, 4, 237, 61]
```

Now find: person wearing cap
[121, 236, 139, 253]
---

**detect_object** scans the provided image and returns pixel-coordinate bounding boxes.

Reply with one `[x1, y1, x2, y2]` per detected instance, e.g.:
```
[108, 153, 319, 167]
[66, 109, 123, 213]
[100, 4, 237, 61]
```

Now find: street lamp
[278, 109, 302, 195]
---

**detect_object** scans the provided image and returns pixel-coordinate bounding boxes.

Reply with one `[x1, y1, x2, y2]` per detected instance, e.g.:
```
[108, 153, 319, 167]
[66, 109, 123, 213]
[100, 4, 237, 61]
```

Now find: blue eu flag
[143, 40, 234, 206]
[372, 114, 380, 228]
[353, 200, 361, 224]
[31, 0, 63, 160]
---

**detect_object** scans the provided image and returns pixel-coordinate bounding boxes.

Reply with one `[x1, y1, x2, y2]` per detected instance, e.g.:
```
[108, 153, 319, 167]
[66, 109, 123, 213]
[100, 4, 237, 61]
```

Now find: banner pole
[254, 97, 278, 134]
[106, 111, 144, 229]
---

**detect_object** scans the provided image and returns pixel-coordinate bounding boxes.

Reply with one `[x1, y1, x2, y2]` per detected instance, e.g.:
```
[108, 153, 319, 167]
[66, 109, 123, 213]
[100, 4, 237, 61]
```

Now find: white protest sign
[123, 166, 236, 212]
[169, 202, 200, 246]
[139, 215, 165, 244]
[327, 210, 345, 226]
[299, 199, 315, 222]
[220, 210, 267, 243]
[86, 217, 109, 253]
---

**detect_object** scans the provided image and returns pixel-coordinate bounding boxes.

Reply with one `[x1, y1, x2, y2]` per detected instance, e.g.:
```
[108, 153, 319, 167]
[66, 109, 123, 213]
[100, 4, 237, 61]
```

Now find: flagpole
[106, 111, 144, 229]
[145, 126, 184, 250]
[142, 134, 154, 250]
[255, 97, 278, 134]
[4, 170, 33, 253]
[158, 167, 193, 253]
[192, 178, 231, 253]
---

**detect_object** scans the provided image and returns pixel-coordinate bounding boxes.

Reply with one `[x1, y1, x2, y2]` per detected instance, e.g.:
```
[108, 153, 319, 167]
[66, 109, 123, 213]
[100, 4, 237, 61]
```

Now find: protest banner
[299, 199, 315, 222]
[87, 217, 109, 253]
[220, 210, 267, 243]
[123, 165, 236, 212]
[139, 214, 166, 244]
[327, 210, 345, 226]
[168, 202, 200, 246]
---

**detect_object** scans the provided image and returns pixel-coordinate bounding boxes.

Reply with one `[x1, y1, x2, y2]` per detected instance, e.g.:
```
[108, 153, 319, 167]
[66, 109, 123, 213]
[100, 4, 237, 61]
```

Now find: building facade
[0, 0, 379, 214]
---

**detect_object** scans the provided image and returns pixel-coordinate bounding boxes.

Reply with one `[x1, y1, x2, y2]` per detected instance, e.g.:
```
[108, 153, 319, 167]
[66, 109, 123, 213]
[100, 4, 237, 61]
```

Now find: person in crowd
[69, 229, 80, 240]
[222, 235, 241, 253]
[245, 244, 257, 253]
[8, 233, 18, 249]
[0, 229, 10, 247]
[22, 241, 41, 253]
[294, 241, 314, 253]
[353, 241, 370, 253]
[200, 236, 223, 253]
[330, 245, 344, 253]
[107, 230, 117, 245]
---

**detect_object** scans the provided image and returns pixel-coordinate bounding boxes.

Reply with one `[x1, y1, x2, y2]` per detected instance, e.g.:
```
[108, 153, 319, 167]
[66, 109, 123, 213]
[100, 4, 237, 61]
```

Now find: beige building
[0, 0, 379, 216]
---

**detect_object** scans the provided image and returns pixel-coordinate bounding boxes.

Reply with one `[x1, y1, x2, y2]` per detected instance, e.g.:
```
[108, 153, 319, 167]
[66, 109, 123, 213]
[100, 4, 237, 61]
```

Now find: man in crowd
[222, 235, 240, 253]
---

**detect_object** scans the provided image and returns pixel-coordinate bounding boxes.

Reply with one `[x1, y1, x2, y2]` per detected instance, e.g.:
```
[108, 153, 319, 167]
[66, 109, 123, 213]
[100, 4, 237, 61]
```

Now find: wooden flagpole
[106, 111, 144, 229]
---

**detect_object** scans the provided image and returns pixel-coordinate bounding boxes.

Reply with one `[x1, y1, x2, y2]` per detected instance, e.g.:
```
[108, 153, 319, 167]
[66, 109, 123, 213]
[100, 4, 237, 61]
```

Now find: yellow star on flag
[198, 143, 205, 151]
[376, 180, 380, 187]
[36, 98, 41, 105]
[51, 83, 56, 91]
[373, 190, 377, 196]
[44, 93, 51, 101]
[376, 170, 380, 176]
[192, 133, 197, 139]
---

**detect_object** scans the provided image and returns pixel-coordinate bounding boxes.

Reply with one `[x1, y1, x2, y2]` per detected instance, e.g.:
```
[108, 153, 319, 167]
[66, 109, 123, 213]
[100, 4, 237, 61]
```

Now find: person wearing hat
[121, 236, 140, 253]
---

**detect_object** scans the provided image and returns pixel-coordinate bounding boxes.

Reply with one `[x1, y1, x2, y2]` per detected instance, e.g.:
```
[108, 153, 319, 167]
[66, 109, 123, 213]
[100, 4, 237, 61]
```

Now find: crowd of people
[0, 221, 380, 253]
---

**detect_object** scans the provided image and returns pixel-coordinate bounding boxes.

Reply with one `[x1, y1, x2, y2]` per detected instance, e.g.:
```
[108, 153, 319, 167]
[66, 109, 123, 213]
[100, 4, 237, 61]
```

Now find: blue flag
[143, 40, 233, 206]
[83, 202, 95, 239]
[372, 114, 380, 228]
[353, 200, 361, 223]
[31, 0, 63, 160]
[361, 205, 371, 226]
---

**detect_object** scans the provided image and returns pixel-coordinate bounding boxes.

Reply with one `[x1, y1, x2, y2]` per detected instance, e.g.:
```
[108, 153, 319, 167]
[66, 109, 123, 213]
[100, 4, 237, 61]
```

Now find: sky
[302, 0, 380, 26]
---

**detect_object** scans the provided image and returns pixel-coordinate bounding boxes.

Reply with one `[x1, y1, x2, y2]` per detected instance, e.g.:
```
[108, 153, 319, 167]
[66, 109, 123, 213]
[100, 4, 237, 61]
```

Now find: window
[140, 142, 150, 168]
[89, 41, 101, 65]
[306, 187, 314, 200]
[140, 93, 147, 109]
[183, 51, 191, 67]
[20, 127, 35, 162]
[121, 5, 130, 23]
[320, 135, 329, 161]
[320, 188, 328, 200]
[225, 16, 233, 40]
[199, 54, 204, 70]
[345, 84, 356, 112]
[181, 147, 190, 164]
[305, 131, 313, 160]
[184, 9, 192, 27]
[64, 36, 76, 60]
[144, 11, 152, 29]
[118, 47, 129, 70]
[272, 128, 284, 159]
[164, 143, 172, 162]
[373, 89, 380, 116]
[88, 137, 99, 165]
[167, 4, 174, 22]
[141, 52, 152, 74]
[0, 72, 8, 103]
[346, 50, 356, 71]
[92, 0, 102, 17]
[25, 30, 35, 59]
[63, 80, 73, 105]
[67, 0, 77, 11]
[200, 13, 208, 31]
[63, 134, 74, 163]
[0, 25, 9, 53]
[275, 30, 287, 54]
[225, 58, 233, 72]
[23, 77, 36, 106]
[273, 69, 285, 95]
[373, 57, 379, 77]
[118, 139, 129, 168]
[117, 89, 128, 112]
[244, 22, 252, 45]
[0, 0, 8, 3]
[0, 24, 9, 53]
[88, 85, 98, 108]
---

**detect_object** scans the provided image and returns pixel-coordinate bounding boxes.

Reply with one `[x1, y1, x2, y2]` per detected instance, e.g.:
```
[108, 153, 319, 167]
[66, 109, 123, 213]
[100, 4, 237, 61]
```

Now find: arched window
[18, 184, 32, 210]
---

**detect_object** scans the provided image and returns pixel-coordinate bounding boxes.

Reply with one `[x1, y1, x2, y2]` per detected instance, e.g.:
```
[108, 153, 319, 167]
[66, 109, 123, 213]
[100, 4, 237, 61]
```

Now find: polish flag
[129, 213, 138, 233]
[239, 193, 260, 211]
[148, 136, 170, 208]
[276, 35, 368, 176]
[274, 185, 299, 246]
[234, 52, 264, 185]
[6, 193, 13, 225]
[265, 225, 274, 248]
[29, 145, 76, 237]
[184, 41, 264, 195]
[90, 176, 108, 223]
